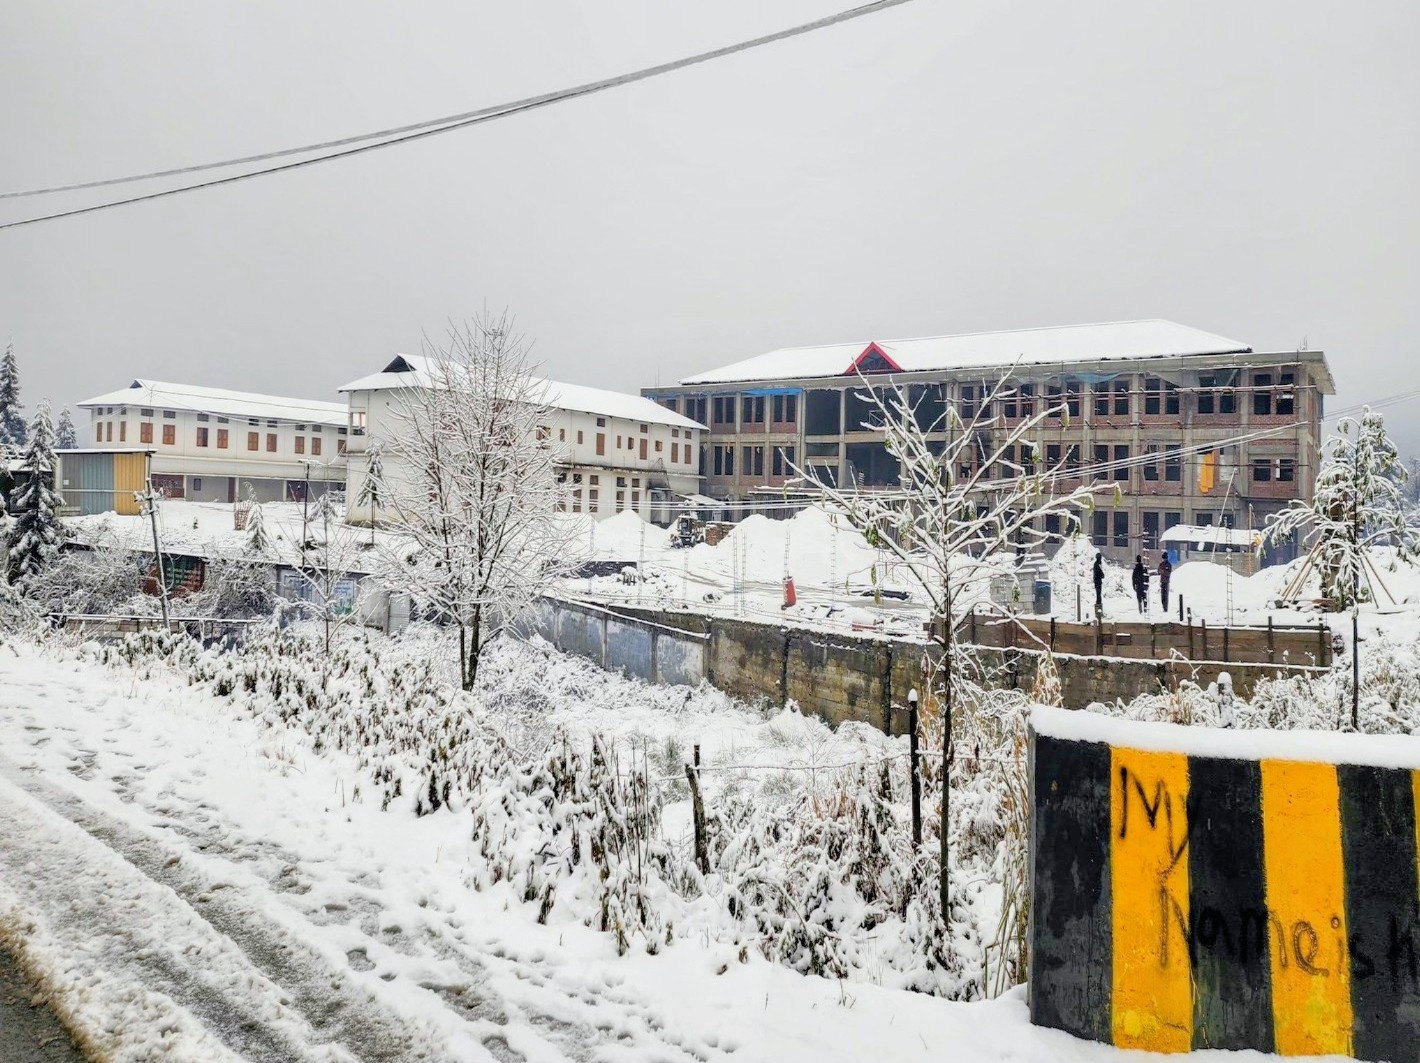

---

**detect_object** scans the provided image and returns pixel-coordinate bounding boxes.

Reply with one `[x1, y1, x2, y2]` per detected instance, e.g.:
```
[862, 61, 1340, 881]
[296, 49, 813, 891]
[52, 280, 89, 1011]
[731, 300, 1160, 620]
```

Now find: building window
[1142, 511, 1160, 551]
[193, 478, 203, 492]
[671, 442, 679, 463]
[337, 439, 347, 456]
[1252, 458, 1272, 482]
[1002, 384, 1034, 420]
[772, 445, 795, 476]
[1091, 510, 1108, 546]
[1278, 457, 1295, 482]
[266, 433, 277, 452]
[217, 416, 229, 424]
[660, 398, 679, 414]
[577, 430, 584, 444]
[1093, 444, 1109, 477]
[559, 428, 566, 442]
[772, 394, 798, 423]
[162, 410, 176, 419]
[311, 424, 321, 433]
[741, 396, 765, 424]
[684, 396, 707, 425]
[1144, 377, 1180, 415]
[743, 445, 764, 477]
[961, 384, 979, 422]
[196, 427, 209, 447]
[119, 422, 127, 442]
[1197, 372, 1237, 415]
[312, 437, 321, 456]
[295, 436, 305, 454]
[713, 445, 735, 476]
[712, 396, 735, 425]
[217, 429, 228, 449]
[1142, 444, 1159, 481]
[106, 422, 114, 442]
[247, 432, 259, 451]
[140, 408, 154, 417]
[596, 433, 606, 456]
[161, 424, 175, 445]
[654, 439, 663, 453]
[197, 413, 209, 422]
[1277, 372, 1296, 416]
[1165, 448, 1182, 482]
[140, 422, 153, 444]
[1253, 372, 1273, 416]
[1046, 381, 1082, 420]
[1113, 511, 1129, 548]
[1092, 383, 1110, 418]
[266, 420, 278, 428]
[1114, 445, 1129, 481]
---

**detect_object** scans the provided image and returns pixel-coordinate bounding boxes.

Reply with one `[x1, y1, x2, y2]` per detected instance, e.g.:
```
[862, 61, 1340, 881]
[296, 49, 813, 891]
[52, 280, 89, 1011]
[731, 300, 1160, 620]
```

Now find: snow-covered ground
[0, 631, 1343, 1063]
[63, 497, 1420, 648]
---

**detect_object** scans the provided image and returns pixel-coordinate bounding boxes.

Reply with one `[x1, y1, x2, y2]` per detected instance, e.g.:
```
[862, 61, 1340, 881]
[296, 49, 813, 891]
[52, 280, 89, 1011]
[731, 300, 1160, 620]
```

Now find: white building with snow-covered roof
[76, 379, 349, 505]
[340, 355, 705, 525]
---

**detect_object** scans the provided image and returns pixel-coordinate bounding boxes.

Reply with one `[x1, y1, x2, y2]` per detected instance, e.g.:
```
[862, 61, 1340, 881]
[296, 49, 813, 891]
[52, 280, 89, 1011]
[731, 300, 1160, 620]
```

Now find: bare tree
[378, 313, 577, 690]
[289, 489, 368, 654]
[795, 371, 1094, 919]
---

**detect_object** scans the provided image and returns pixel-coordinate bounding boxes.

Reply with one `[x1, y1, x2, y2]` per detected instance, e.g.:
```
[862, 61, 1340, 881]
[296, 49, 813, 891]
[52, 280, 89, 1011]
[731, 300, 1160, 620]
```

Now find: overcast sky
[3, 1, 1417, 451]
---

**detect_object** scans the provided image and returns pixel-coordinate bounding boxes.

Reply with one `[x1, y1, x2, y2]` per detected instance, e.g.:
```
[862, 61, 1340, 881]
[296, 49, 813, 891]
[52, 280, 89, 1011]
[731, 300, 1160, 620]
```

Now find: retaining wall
[520, 597, 708, 688]
[1030, 708, 1420, 1060]
[967, 613, 1333, 669]
[592, 603, 1329, 730]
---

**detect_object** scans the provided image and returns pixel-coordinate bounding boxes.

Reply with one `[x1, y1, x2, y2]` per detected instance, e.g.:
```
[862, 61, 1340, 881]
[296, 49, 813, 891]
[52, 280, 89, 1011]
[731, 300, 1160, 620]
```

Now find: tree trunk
[465, 605, 483, 691]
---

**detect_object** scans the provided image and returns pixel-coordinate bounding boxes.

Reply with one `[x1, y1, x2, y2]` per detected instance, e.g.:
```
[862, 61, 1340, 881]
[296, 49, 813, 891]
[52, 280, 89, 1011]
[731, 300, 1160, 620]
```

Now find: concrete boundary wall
[588, 603, 1330, 730]
[519, 597, 708, 688]
[969, 613, 1333, 668]
[1030, 708, 1420, 1060]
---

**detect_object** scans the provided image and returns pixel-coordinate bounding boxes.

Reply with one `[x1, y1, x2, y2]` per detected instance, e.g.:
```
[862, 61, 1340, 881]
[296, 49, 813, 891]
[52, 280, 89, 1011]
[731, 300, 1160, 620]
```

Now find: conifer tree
[0, 343, 26, 449]
[54, 407, 78, 450]
[244, 492, 270, 556]
[5, 401, 64, 584]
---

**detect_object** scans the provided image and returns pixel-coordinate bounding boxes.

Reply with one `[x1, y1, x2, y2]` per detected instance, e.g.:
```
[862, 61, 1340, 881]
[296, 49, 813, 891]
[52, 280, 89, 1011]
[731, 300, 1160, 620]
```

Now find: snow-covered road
[0, 640, 1329, 1062]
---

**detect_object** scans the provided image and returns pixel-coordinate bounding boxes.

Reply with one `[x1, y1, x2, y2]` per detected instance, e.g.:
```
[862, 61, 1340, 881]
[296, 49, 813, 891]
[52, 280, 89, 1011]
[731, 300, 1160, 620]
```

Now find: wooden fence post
[686, 744, 709, 875]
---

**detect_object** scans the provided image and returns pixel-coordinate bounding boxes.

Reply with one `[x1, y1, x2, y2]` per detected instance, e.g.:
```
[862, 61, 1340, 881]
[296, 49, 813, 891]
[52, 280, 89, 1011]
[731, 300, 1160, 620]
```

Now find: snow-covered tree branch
[1266, 407, 1417, 610]
[377, 312, 579, 690]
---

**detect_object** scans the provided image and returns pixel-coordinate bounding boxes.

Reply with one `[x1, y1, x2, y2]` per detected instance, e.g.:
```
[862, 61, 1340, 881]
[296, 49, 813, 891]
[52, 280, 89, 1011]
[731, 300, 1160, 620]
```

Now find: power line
[0, 0, 915, 230]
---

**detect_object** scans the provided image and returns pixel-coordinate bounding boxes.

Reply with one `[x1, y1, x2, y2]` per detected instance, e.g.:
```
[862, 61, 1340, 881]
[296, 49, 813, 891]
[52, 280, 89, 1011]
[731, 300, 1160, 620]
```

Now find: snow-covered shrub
[469, 735, 674, 954]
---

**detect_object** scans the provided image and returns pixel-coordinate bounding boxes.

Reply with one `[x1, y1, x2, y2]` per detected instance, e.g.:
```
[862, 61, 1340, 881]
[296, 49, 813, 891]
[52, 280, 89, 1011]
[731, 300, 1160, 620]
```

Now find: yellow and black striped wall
[1029, 707, 1420, 1060]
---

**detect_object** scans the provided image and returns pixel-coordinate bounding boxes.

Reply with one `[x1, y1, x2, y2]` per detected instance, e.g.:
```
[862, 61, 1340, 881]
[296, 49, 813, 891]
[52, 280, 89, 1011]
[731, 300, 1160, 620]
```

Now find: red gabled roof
[845, 342, 902, 375]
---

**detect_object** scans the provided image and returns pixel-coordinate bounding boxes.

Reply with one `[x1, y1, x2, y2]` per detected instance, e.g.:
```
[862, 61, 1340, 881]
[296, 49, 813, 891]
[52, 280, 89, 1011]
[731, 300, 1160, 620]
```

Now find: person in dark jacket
[1132, 555, 1148, 614]
[1092, 552, 1105, 618]
[1158, 553, 1173, 612]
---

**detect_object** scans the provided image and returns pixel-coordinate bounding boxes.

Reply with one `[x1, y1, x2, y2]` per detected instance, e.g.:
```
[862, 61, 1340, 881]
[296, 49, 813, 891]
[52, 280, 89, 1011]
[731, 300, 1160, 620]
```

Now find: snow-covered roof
[339, 355, 705, 431]
[678, 319, 1254, 386]
[77, 380, 347, 427]
[1161, 524, 1262, 550]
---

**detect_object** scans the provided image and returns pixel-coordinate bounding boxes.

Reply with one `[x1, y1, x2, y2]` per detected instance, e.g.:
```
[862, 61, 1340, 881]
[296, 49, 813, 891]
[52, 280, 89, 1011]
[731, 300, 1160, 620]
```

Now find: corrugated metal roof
[678, 319, 1254, 385]
[77, 379, 347, 426]
[340, 355, 706, 430]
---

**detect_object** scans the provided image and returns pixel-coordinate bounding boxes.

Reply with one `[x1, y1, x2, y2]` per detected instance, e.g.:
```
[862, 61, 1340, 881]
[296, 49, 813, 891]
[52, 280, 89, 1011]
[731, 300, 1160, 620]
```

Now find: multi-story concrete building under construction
[643, 320, 1334, 563]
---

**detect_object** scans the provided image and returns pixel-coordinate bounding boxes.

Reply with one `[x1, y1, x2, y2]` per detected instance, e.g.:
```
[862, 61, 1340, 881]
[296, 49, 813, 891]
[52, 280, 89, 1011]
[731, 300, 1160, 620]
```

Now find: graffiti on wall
[1031, 727, 1420, 1061]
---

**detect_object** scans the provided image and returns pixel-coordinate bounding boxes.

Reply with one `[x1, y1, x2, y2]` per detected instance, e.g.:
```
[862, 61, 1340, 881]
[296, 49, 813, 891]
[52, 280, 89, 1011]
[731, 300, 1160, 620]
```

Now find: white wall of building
[344, 386, 702, 526]
[81, 403, 349, 503]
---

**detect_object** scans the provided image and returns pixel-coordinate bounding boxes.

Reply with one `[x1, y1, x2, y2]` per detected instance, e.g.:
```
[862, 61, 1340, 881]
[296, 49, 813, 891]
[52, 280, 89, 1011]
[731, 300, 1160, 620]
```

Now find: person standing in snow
[1092, 552, 1105, 618]
[1132, 555, 1148, 614]
[1158, 553, 1173, 613]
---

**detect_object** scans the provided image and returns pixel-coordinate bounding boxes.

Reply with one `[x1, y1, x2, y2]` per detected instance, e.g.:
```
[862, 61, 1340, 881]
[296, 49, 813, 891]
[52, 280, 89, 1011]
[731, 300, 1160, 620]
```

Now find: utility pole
[300, 459, 312, 567]
[1352, 484, 1361, 731]
[137, 473, 170, 629]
